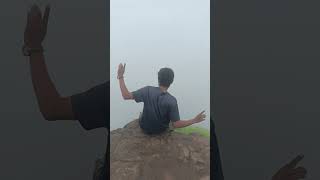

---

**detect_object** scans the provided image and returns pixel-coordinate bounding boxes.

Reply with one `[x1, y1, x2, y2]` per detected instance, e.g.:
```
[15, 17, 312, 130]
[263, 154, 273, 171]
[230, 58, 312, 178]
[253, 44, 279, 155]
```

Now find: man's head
[158, 67, 174, 88]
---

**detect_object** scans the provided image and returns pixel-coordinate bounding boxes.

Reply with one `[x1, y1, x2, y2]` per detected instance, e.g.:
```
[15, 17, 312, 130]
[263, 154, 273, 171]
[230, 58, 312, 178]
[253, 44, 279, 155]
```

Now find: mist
[110, 0, 210, 130]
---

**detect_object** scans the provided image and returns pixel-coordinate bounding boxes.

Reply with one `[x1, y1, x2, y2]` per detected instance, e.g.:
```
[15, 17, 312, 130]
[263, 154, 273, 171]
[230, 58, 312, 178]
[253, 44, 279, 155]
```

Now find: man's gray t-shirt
[132, 86, 180, 134]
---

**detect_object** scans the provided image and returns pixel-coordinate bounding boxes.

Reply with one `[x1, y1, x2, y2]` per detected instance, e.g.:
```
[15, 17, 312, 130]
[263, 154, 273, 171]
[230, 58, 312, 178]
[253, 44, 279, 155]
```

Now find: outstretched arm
[172, 111, 206, 128]
[25, 4, 74, 120]
[172, 118, 197, 128]
[118, 63, 133, 100]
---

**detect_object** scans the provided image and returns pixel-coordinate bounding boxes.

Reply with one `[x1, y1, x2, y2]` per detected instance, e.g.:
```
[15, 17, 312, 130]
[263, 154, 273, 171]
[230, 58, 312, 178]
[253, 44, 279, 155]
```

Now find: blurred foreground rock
[110, 119, 210, 180]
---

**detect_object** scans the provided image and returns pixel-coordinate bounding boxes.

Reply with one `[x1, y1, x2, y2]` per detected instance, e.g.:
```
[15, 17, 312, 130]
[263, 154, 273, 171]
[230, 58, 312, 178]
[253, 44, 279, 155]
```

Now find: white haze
[110, 0, 210, 130]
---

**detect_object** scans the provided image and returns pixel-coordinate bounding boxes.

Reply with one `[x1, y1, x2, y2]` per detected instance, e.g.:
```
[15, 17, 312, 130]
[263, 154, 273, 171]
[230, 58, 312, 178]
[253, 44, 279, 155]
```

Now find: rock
[110, 119, 210, 180]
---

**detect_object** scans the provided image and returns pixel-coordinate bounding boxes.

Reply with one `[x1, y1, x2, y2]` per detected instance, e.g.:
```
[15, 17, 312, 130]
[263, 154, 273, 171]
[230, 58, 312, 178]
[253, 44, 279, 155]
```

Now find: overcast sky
[110, 0, 210, 130]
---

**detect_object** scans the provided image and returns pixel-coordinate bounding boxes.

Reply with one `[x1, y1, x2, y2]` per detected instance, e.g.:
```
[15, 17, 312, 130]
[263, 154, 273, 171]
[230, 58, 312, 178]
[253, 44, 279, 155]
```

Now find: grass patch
[174, 126, 210, 138]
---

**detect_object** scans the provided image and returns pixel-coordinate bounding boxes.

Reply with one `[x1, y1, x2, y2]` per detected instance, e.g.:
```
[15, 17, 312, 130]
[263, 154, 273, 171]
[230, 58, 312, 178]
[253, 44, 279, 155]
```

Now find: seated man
[117, 63, 206, 134]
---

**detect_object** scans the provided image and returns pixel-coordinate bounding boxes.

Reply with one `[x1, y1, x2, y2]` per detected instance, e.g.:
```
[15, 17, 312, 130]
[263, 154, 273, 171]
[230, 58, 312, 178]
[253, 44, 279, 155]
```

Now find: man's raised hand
[193, 110, 206, 123]
[24, 4, 50, 48]
[117, 63, 126, 79]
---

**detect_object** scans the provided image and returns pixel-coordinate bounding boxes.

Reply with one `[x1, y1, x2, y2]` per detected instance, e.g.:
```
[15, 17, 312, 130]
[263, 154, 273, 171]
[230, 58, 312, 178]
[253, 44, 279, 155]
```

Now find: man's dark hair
[158, 67, 174, 87]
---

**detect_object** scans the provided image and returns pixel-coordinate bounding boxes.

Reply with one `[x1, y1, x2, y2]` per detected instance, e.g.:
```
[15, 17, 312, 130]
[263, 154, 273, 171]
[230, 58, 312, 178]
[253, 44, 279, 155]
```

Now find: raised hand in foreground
[24, 4, 50, 53]
[272, 155, 307, 180]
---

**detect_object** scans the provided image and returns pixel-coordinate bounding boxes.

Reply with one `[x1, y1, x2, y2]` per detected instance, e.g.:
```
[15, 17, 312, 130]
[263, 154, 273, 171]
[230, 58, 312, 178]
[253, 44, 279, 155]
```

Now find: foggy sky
[110, 0, 210, 130]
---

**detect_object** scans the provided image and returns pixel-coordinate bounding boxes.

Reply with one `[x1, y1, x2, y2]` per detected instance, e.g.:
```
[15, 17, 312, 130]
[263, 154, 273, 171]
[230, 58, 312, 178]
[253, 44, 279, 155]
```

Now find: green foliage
[174, 126, 210, 138]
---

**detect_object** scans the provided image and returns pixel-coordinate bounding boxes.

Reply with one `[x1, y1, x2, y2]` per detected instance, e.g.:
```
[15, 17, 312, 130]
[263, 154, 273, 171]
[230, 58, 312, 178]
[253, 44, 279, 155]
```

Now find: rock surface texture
[110, 119, 210, 180]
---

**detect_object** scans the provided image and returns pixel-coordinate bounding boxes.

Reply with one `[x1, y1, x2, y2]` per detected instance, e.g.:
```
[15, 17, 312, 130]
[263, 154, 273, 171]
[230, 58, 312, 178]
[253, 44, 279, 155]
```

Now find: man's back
[132, 86, 180, 134]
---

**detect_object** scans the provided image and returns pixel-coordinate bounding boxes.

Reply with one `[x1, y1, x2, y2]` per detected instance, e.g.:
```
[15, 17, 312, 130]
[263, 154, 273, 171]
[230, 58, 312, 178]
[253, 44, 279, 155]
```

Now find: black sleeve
[169, 100, 180, 122]
[71, 81, 109, 130]
[132, 86, 148, 103]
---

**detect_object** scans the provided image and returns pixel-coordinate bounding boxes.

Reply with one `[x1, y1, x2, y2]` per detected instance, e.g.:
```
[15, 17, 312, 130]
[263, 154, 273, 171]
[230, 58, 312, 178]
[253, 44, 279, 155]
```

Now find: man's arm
[172, 119, 197, 128]
[29, 53, 74, 120]
[25, 5, 74, 121]
[172, 111, 206, 128]
[118, 78, 133, 100]
[118, 63, 134, 100]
